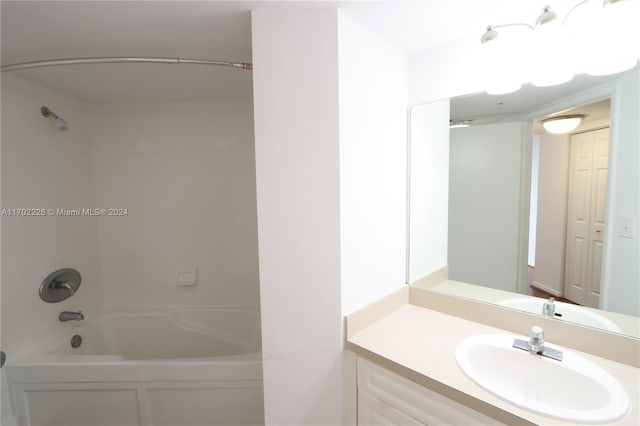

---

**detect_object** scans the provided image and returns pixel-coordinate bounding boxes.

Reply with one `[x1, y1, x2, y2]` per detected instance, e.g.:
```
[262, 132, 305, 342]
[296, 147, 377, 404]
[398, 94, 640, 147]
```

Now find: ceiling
[1, 0, 578, 103]
[1, 1, 255, 102]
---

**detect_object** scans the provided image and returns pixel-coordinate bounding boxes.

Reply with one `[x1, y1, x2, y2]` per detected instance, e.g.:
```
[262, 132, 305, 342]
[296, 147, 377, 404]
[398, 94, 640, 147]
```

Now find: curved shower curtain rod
[0, 56, 253, 72]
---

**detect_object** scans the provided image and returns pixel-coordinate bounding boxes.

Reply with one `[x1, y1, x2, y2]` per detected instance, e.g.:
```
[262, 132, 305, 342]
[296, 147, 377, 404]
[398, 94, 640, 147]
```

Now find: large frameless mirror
[408, 66, 639, 338]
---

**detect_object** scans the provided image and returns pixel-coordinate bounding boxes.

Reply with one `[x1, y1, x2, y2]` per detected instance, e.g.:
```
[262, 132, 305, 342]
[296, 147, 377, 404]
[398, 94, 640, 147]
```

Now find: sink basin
[455, 334, 630, 423]
[497, 298, 622, 333]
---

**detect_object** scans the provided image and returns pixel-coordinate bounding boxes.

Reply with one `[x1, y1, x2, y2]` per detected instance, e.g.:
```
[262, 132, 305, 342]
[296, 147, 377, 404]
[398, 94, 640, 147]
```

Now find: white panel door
[564, 128, 609, 307]
[564, 131, 595, 305]
[585, 128, 610, 308]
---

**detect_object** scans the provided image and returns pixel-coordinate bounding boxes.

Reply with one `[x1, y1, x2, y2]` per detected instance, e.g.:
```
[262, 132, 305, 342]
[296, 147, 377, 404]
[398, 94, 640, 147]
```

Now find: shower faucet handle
[39, 268, 81, 303]
[55, 281, 75, 296]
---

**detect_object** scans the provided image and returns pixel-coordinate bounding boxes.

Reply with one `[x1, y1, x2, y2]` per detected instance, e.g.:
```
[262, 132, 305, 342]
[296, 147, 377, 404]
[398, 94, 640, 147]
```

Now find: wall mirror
[408, 66, 639, 338]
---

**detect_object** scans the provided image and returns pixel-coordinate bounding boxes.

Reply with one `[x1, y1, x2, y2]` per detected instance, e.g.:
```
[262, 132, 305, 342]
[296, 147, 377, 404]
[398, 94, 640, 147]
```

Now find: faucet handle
[54, 281, 75, 296]
[543, 297, 556, 316]
[529, 326, 545, 353]
[514, 325, 563, 360]
[530, 326, 544, 341]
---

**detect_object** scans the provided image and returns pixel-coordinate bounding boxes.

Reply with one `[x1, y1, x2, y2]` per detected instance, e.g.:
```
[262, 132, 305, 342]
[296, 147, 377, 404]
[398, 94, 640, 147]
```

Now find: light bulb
[541, 115, 584, 134]
[481, 29, 530, 95]
[531, 8, 575, 87]
[585, 0, 639, 76]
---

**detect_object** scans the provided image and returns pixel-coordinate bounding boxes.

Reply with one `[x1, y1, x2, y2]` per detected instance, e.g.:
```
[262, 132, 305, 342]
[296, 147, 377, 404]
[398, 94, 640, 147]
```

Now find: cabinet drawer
[357, 357, 504, 426]
[359, 390, 426, 426]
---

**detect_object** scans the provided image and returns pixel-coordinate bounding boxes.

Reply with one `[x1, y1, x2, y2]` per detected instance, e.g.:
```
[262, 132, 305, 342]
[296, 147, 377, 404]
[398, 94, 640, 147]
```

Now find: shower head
[41, 106, 69, 131]
[55, 118, 69, 131]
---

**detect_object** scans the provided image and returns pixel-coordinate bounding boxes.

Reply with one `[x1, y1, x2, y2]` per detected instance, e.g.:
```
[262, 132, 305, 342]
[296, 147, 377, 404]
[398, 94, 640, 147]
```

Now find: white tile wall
[1, 74, 105, 423]
[88, 100, 258, 308]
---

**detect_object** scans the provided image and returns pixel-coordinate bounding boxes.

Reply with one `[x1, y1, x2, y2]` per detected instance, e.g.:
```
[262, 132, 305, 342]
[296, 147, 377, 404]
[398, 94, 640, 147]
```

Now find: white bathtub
[6, 307, 264, 426]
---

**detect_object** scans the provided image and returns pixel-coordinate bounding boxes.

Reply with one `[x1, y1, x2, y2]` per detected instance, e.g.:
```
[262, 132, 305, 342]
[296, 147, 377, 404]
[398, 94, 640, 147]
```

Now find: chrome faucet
[542, 297, 556, 317]
[528, 326, 545, 353]
[59, 310, 84, 322]
[513, 326, 563, 361]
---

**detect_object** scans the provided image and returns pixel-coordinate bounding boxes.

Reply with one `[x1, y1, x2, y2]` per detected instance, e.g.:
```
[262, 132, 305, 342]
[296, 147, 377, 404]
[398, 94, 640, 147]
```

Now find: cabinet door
[357, 357, 504, 426]
[358, 391, 425, 426]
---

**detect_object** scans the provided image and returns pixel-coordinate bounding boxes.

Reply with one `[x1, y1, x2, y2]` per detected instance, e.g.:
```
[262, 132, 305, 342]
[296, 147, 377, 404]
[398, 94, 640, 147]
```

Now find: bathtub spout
[59, 310, 84, 322]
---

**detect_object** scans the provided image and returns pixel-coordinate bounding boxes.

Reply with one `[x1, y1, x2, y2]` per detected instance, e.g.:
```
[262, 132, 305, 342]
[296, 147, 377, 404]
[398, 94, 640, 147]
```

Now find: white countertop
[347, 303, 640, 426]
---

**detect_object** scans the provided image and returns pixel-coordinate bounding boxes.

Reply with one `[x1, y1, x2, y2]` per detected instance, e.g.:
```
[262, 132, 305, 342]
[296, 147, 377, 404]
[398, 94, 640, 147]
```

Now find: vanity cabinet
[356, 356, 504, 426]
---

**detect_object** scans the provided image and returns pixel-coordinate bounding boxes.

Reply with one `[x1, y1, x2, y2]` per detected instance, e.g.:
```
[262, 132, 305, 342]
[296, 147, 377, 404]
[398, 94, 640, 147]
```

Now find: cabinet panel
[147, 387, 264, 426]
[23, 388, 140, 426]
[358, 391, 425, 426]
[357, 357, 504, 426]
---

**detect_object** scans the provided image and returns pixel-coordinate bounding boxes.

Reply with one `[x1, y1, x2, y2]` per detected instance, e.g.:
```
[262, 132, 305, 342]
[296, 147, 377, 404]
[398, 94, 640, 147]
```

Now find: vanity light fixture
[541, 114, 585, 134]
[531, 5, 574, 87]
[481, 0, 640, 95]
[480, 23, 533, 95]
[573, 0, 640, 76]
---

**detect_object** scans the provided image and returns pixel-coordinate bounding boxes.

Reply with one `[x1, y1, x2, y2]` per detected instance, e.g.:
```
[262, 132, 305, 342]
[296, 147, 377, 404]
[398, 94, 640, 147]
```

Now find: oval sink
[497, 298, 622, 333]
[455, 334, 630, 423]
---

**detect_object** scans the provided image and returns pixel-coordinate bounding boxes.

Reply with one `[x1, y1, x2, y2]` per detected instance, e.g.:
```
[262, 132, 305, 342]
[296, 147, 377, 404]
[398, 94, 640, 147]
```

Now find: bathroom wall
[252, 8, 408, 426]
[1, 74, 104, 424]
[528, 136, 539, 267]
[408, 99, 450, 283]
[602, 70, 640, 316]
[252, 9, 343, 425]
[408, 35, 482, 106]
[338, 11, 408, 316]
[88, 99, 258, 308]
[448, 122, 532, 293]
[533, 132, 570, 296]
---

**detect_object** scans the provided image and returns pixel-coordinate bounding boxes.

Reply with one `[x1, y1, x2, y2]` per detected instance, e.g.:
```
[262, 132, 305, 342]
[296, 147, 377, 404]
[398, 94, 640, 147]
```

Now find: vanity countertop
[347, 301, 640, 426]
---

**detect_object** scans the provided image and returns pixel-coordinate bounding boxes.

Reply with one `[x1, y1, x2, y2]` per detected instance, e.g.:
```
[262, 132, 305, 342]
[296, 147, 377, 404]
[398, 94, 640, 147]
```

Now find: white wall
[408, 100, 450, 283]
[533, 132, 570, 296]
[409, 35, 481, 106]
[406, 38, 478, 289]
[602, 70, 640, 316]
[252, 8, 408, 426]
[89, 100, 258, 308]
[252, 9, 344, 426]
[528, 136, 540, 267]
[337, 10, 408, 315]
[448, 122, 531, 292]
[1, 74, 104, 424]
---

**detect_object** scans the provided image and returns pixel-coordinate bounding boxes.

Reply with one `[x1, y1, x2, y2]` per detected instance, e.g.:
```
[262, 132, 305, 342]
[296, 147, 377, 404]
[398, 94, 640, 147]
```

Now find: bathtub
[6, 307, 264, 426]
